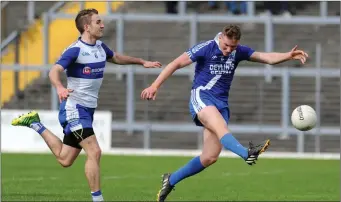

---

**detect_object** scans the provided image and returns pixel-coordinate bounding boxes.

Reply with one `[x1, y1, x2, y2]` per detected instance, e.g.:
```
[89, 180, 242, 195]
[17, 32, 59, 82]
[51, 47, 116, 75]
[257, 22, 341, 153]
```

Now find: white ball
[291, 105, 317, 131]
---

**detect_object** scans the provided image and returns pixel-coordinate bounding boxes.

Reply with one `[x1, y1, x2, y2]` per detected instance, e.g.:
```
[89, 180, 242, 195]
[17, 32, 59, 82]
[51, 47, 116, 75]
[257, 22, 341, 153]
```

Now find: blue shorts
[58, 100, 95, 136]
[189, 89, 230, 127]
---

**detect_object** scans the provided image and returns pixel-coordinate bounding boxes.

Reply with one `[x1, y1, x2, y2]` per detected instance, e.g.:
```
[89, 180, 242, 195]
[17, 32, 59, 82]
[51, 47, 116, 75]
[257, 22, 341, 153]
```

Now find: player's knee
[88, 147, 102, 161]
[201, 155, 218, 166]
[58, 159, 74, 168]
[94, 147, 102, 160]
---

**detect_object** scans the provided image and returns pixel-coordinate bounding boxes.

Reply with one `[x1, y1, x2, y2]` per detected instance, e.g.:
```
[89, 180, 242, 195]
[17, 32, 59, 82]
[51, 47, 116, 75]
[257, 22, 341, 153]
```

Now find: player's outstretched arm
[108, 53, 162, 68]
[141, 52, 193, 100]
[249, 45, 309, 65]
[49, 64, 73, 103]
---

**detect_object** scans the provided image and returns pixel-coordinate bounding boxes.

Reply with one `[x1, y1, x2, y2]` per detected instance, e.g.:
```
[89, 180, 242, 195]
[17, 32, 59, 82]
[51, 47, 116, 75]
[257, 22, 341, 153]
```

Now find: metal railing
[2, 1, 339, 53]
[2, 63, 340, 153]
[0, 1, 65, 52]
[1, 2, 340, 153]
[0, 1, 9, 10]
[177, 1, 333, 17]
[43, 12, 340, 84]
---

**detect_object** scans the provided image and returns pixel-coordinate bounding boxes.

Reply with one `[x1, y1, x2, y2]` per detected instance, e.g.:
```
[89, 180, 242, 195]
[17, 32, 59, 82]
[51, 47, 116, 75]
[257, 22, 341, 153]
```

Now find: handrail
[1, 64, 340, 78]
[0, 31, 18, 51]
[0, 1, 66, 52]
[1, 1, 9, 10]
[49, 13, 340, 25]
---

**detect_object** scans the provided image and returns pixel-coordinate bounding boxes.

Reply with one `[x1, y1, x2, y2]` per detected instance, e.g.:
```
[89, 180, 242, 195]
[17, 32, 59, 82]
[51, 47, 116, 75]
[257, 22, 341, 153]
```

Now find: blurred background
[1, 1, 340, 155]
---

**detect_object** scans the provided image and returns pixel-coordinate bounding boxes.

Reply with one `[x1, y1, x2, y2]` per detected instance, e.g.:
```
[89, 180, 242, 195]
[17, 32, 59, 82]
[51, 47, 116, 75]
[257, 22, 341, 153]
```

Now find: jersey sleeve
[101, 43, 114, 59]
[237, 45, 255, 62]
[55, 47, 80, 70]
[186, 41, 212, 62]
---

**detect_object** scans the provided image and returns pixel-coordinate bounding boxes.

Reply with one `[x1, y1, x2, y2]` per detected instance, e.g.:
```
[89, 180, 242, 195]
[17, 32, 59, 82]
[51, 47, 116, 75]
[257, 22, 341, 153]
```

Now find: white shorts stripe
[190, 75, 222, 113]
[195, 86, 206, 112]
[190, 89, 201, 113]
[65, 99, 80, 121]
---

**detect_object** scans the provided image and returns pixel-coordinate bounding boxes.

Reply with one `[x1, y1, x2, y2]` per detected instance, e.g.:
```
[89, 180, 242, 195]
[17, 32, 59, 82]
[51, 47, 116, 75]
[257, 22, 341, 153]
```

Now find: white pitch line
[2, 176, 59, 182]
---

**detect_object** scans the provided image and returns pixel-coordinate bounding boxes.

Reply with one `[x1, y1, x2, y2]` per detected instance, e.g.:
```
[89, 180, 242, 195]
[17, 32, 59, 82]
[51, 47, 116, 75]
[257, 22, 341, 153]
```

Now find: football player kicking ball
[141, 25, 308, 202]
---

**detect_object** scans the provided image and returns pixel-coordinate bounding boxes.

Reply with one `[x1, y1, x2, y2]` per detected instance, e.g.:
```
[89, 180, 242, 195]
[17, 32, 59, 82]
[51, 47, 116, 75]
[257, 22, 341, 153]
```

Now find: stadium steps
[2, 76, 54, 110]
[1, 2, 56, 39]
[9, 64, 337, 127]
[111, 130, 339, 153]
[298, 1, 340, 16]
[105, 22, 339, 69]
[3, 1, 339, 151]
[1, 2, 125, 107]
[290, 77, 340, 127]
[105, 1, 339, 151]
[1, 1, 56, 106]
[97, 77, 127, 120]
[274, 24, 339, 68]
[97, 72, 283, 125]
[113, 1, 340, 68]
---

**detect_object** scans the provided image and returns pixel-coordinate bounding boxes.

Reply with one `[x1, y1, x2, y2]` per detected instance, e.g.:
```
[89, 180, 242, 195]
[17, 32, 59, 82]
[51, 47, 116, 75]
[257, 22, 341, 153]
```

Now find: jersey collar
[78, 37, 96, 46]
[214, 32, 224, 55]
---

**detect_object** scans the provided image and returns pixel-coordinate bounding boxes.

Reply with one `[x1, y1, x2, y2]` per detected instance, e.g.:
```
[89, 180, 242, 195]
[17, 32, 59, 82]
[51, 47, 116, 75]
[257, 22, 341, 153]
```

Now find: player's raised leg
[197, 106, 270, 165]
[157, 128, 222, 202]
[78, 131, 103, 202]
[41, 129, 81, 167]
[11, 111, 81, 167]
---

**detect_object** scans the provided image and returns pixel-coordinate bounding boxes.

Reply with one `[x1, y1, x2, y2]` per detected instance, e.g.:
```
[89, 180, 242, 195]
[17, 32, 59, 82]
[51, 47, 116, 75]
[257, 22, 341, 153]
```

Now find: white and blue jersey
[188, 33, 255, 126]
[55, 38, 114, 135]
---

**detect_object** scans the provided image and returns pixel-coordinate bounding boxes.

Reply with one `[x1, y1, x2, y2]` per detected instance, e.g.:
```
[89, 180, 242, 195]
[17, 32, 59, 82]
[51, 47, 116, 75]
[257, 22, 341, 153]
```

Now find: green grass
[2, 153, 340, 201]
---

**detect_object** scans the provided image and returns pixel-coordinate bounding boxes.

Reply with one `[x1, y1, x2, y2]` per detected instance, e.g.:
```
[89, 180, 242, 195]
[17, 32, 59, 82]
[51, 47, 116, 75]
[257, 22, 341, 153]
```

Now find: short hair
[75, 8, 98, 34]
[222, 25, 241, 40]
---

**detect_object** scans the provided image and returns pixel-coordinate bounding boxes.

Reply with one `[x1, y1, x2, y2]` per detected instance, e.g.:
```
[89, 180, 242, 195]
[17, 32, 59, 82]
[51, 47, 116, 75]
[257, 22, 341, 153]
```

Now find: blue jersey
[56, 37, 114, 108]
[186, 33, 255, 102]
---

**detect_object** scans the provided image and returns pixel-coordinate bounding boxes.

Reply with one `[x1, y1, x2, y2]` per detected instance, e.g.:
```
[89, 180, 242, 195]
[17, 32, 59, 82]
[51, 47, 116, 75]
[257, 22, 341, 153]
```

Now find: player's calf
[157, 156, 217, 202]
[197, 106, 249, 160]
[12, 111, 83, 168]
[200, 128, 222, 167]
[197, 106, 271, 165]
[79, 135, 103, 202]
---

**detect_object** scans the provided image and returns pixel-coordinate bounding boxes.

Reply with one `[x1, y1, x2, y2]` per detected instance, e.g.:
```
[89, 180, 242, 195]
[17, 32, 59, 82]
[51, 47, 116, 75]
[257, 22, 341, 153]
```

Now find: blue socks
[220, 133, 248, 159]
[169, 156, 205, 186]
[168, 134, 247, 187]
[91, 190, 104, 202]
[30, 122, 46, 135]
[168, 133, 248, 187]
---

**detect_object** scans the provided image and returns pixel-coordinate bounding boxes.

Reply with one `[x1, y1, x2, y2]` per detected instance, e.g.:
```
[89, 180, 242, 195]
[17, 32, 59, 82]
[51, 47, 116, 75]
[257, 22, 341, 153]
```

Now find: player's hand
[290, 45, 309, 64]
[141, 85, 158, 100]
[142, 61, 162, 68]
[57, 86, 73, 103]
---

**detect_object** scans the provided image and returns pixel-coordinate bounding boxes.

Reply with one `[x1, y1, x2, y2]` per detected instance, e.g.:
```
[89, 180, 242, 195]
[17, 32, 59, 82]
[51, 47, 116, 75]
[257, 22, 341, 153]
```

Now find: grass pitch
[2, 153, 339, 201]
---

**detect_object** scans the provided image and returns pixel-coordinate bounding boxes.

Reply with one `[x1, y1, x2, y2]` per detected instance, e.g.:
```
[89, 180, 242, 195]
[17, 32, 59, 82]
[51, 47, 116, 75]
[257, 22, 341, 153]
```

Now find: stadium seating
[0, 2, 124, 106]
[2, 2, 56, 39]
[2, 1, 339, 152]
[111, 131, 340, 153]
[1, 1, 56, 105]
